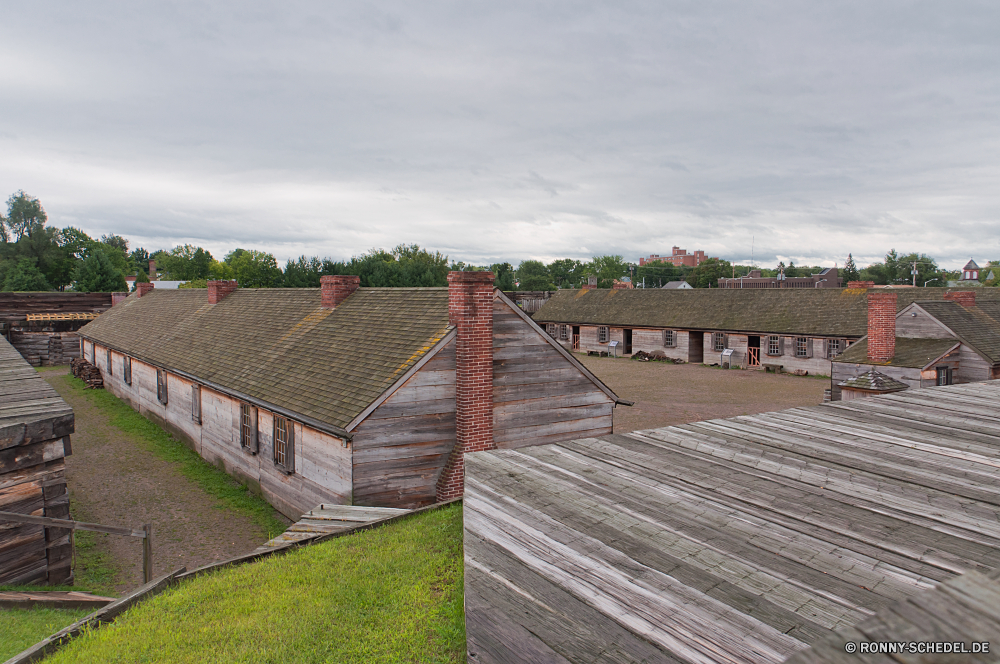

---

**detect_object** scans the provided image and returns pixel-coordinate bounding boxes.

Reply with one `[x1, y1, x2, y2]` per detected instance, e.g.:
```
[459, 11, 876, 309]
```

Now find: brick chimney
[111, 292, 129, 306]
[321, 275, 360, 309]
[207, 280, 238, 304]
[436, 270, 495, 502]
[867, 290, 897, 363]
[848, 280, 875, 289]
[148, 259, 156, 281]
[944, 291, 976, 308]
[584, 275, 598, 290]
[136, 282, 155, 298]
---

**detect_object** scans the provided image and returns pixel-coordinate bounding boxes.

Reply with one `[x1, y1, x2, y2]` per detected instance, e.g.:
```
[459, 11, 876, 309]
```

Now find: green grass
[0, 607, 94, 661]
[53, 373, 287, 538]
[46, 503, 466, 664]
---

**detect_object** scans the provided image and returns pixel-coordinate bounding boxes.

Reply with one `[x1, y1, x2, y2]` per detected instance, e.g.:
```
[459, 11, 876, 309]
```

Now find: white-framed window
[767, 336, 780, 356]
[713, 333, 726, 352]
[546, 323, 557, 338]
[795, 337, 808, 358]
[826, 339, 841, 358]
[273, 415, 295, 474]
[156, 369, 168, 405]
[936, 367, 952, 386]
[123, 356, 132, 385]
[191, 385, 202, 424]
[240, 402, 258, 453]
[598, 326, 609, 343]
[663, 330, 676, 347]
[559, 325, 569, 341]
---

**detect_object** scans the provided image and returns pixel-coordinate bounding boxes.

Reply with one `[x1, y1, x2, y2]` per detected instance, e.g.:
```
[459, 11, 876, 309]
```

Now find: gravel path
[43, 368, 274, 594]
[580, 355, 828, 433]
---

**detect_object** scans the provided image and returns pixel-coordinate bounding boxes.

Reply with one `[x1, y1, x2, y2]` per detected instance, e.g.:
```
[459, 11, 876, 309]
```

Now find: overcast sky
[3, 2, 999, 270]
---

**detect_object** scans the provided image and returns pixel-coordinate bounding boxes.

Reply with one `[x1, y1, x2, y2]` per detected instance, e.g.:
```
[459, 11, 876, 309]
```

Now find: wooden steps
[255, 504, 410, 552]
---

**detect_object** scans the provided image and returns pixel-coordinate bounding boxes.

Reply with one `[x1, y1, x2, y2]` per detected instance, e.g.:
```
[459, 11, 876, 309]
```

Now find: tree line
[2, 191, 996, 292]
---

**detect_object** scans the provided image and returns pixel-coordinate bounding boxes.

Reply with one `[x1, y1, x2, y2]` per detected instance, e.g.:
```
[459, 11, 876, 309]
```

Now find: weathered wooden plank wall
[0, 293, 112, 324]
[0, 336, 74, 585]
[351, 341, 457, 508]
[465, 381, 1000, 664]
[492, 300, 615, 449]
[93, 342, 352, 520]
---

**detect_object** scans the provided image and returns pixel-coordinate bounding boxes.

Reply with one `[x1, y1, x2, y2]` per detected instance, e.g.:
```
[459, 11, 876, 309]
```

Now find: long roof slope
[78, 288, 451, 433]
[465, 380, 1000, 664]
[533, 287, 1000, 336]
[914, 299, 1000, 364]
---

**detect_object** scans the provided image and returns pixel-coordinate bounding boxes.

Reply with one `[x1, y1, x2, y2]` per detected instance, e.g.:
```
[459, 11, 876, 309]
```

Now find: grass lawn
[45, 502, 466, 664]
[0, 606, 94, 661]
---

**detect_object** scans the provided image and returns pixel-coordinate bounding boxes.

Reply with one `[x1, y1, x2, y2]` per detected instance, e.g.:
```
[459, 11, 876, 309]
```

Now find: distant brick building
[639, 247, 716, 267]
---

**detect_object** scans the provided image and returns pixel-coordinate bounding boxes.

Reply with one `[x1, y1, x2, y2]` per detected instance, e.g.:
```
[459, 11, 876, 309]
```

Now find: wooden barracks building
[77, 273, 626, 519]
[533, 282, 1000, 376]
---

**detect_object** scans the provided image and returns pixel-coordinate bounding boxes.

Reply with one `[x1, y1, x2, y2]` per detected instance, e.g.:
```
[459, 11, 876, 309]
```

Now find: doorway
[572, 326, 580, 350]
[747, 335, 761, 368]
[623, 329, 633, 354]
[688, 331, 704, 363]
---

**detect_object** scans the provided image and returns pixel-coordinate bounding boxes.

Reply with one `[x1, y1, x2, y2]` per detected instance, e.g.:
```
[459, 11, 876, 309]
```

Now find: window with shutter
[123, 356, 132, 385]
[767, 336, 780, 356]
[826, 339, 841, 358]
[192, 385, 202, 424]
[240, 402, 258, 453]
[274, 416, 295, 474]
[156, 369, 168, 405]
[794, 337, 808, 357]
[106, 348, 113, 376]
[559, 325, 569, 341]
[546, 324, 557, 337]
[598, 326, 609, 343]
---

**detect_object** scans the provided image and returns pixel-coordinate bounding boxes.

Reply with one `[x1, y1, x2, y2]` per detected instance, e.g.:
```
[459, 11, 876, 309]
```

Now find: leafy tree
[583, 255, 627, 288]
[2, 191, 47, 242]
[101, 234, 129, 253]
[490, 262, 515, 291]
[154, 244, 214, 280]
[129, 247, 150, 274]
[230, 249, 282, 288]
[516, 260, 555, 290]
[635, 259, 679, 287]
[208, 259, 236, 280]
[74, 248, 128, 292]
[133, 269, 150, 291]
[687, 257, 732, 288]
[842, 254, 860, 282]
[178, 278, 208, 289]
[2, 258, 51, 291]
[548, 259, 585, 288]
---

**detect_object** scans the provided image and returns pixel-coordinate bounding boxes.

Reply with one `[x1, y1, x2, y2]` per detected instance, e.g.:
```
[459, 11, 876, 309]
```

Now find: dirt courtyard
[578, 354, 829, 433]
[41, 367, 280, 593]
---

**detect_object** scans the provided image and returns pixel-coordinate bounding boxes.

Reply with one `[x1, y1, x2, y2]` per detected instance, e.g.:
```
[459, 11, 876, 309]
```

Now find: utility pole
[911, 260, 919, 288]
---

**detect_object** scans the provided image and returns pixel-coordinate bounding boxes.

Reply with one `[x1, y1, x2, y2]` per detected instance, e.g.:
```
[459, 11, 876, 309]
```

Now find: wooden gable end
[350, 337, 457, 508]
[493, 296, 616, 449]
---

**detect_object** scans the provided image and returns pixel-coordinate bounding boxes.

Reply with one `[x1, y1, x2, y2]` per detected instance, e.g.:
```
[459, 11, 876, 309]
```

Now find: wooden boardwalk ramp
[464, 381, 1000, 664]
[255, 504, 410, 551]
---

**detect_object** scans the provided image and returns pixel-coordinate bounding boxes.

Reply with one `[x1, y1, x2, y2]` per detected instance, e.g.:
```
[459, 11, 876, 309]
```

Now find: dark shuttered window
[156, 369, 168, 405]
[192, 385, 202, 424]
[123, 356, 132, 385]
[240, 403, 258, 453]
[274, 416, 295, 474]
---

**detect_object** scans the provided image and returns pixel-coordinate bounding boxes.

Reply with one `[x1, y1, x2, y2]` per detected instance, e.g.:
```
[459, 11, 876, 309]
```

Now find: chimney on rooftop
[436, 270, 496, 502]
[867, 290, 897, 363]
[207, 280, 238, 304]
[148, 259, 156, 281]
[136, 282, 155, 298]
[320, 275, 360, 309]
[584, 275, 598, 290]
[944, 291, 976, 308]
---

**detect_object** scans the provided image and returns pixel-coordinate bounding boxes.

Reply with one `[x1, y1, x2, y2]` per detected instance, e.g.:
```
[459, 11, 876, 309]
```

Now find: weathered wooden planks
[0, 336, 74, 584]
[465, 380, 1000, 663]
[254, 503, 411, 551]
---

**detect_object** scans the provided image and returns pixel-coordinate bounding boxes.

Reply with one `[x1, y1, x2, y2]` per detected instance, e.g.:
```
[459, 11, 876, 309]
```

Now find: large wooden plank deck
[464, 381, 1000, 664]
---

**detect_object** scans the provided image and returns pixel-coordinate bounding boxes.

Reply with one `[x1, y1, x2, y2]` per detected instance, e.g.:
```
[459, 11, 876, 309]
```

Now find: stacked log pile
[9, 333, 79, 367]
[70, 358, 104, 389]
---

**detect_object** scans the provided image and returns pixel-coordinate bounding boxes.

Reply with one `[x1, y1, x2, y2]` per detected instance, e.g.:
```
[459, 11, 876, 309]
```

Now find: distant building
[959, 259, 982, 285]
[639, 246, 716, 267]
[717, 267, 842, 289]
[661, 281, 693, 290]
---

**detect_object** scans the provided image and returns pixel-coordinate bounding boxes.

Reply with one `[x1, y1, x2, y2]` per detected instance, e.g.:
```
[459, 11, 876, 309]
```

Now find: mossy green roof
[78, 288, 452, 432]
[533, 287, 1000, 337]
[912, 300, 1000, 364]
[834, 337, 960, 369]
